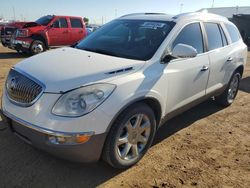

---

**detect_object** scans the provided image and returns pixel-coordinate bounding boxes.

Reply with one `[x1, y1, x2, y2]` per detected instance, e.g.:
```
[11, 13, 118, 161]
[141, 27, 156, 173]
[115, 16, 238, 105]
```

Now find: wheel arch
[105, 96, 162, 133]
[235, 64, 244, 77]
[31, 34, 48, 49]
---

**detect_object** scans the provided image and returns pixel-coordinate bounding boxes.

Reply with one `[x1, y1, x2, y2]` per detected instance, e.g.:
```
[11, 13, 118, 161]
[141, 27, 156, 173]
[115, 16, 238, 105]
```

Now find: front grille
[5, 27, 16, 35]
[6, 69, 44, 106]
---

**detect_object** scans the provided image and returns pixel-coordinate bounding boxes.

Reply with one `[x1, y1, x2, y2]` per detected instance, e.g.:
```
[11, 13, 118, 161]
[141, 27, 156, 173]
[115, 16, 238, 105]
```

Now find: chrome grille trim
[5, 68, 46, 107]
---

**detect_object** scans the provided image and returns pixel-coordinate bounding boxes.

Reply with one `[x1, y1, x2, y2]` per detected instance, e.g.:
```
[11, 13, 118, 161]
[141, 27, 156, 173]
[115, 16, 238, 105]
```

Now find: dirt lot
[0, 45, 249, 188]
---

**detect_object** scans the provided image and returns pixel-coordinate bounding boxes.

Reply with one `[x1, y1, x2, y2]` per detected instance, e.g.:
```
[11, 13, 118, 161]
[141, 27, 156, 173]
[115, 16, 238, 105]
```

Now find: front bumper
[9, 37, 31, 52]
[0, 109, 107, 163]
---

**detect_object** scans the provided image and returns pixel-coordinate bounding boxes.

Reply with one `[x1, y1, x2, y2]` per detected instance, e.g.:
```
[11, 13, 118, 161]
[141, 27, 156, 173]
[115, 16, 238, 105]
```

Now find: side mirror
[172, 43, 198, 58]
[161, 43, 198, 64]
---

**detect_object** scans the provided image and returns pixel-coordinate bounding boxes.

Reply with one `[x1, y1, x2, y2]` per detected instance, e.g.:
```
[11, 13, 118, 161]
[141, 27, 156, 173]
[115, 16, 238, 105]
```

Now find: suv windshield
[35, 15, 54, 26]
[76, 19, 175, 61]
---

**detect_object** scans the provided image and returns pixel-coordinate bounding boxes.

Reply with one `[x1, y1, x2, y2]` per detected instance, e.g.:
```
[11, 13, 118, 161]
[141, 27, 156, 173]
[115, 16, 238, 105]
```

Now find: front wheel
[30, 40, 45, 55]
[215, 71, 241, 106]
[102, 103, 156, 169]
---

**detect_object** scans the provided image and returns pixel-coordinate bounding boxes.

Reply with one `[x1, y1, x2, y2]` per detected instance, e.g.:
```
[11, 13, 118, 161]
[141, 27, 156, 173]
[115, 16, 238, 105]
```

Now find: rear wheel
[215, 71, 241, 106]
[102, 103, 156, 169]
[30, 40, 45, 55]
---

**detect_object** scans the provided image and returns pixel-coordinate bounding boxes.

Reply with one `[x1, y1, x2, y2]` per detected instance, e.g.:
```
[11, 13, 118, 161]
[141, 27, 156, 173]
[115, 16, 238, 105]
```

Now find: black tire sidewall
[104, 103, 156, 169]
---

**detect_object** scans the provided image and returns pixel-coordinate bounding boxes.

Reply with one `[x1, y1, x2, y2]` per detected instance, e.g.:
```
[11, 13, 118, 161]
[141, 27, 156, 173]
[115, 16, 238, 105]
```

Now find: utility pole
[180, 3, 184, 13]
[115, 9, 117, 18]
[12, 6, 16, 20]
[212, 0, 215, 8]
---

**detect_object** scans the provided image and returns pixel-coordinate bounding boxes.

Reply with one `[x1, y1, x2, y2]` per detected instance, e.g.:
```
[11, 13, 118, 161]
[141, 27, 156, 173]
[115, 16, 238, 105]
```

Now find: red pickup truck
[3, 15, 87, 55]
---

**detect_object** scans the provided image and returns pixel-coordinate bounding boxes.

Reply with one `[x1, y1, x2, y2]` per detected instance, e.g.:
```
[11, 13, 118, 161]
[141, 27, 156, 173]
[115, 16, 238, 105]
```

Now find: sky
[0, 0, 250, 24]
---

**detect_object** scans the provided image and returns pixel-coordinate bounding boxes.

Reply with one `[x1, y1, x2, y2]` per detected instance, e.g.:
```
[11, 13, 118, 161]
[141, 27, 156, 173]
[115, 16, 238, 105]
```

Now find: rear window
[225, 23, 241, 43]
[70, 18, 83, 28]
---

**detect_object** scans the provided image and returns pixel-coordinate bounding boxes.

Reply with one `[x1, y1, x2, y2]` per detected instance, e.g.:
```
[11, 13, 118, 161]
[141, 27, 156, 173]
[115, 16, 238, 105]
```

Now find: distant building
[198, 6, 250, 46]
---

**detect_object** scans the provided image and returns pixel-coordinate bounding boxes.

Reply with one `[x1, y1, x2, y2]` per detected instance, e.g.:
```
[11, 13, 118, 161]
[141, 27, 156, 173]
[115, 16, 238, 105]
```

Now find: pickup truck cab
[9, 15, 87, 54]
[0, 12, 247, 169]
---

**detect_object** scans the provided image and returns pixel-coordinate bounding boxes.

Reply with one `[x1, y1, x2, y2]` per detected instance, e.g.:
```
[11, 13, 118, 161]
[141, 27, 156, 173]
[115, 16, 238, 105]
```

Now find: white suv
[1, 12, 247, 168]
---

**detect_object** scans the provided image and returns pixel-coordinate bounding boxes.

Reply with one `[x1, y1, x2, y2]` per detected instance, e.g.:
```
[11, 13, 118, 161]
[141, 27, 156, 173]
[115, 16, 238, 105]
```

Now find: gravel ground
[0, 45, 249, 188]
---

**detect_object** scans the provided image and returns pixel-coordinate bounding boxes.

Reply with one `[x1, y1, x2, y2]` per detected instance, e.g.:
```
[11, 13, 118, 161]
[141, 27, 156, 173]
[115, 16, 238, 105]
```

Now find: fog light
[48, 134, 91, 145]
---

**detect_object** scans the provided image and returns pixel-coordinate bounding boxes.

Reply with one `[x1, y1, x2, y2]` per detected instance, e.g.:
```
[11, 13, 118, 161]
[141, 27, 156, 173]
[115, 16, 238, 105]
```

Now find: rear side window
[173, 23, 204, 54]
[225, 23, 241, 43]
[219, 25, 228, 46]
[204, 23, 223, 51]
[70, 18, 83, 28]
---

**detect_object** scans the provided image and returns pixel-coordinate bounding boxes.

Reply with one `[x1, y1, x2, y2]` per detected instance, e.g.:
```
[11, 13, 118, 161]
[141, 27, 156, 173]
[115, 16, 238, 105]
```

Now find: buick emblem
[9, 77, 18, 90]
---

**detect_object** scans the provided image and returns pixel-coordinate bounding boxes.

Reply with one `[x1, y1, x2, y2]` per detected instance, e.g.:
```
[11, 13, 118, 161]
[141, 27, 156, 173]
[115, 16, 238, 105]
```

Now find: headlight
[16, 29, 29, 37]
[52, 83, 116, 117]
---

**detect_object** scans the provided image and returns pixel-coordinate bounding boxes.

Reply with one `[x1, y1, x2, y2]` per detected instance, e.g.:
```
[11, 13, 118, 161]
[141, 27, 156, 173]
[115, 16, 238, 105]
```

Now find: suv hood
[14, 47, 145, 93]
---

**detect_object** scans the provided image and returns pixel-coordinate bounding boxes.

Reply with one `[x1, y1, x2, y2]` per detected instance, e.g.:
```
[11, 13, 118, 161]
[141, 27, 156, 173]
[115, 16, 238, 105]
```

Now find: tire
[215, 71, 241, 107]
[102, 103, 156, 169]
[30, 40, 45, 55]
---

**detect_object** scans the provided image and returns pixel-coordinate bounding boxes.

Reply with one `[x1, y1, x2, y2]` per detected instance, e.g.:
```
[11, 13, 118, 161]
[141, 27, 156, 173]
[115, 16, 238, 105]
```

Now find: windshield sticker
[141, 22, 166, 29]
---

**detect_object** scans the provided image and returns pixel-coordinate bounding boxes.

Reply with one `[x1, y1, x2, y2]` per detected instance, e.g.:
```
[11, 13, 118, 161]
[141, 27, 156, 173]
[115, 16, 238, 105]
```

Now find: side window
[173, 23, 204, 54]
[52, 18, 68, 28]
[70, 18, 83, 28]
[204, 23, 223, 51]
[52, 19, 60, 28]
[225, 23, 241, 43]
[219, 25, 228, 46]
[59, 18, 68, 28]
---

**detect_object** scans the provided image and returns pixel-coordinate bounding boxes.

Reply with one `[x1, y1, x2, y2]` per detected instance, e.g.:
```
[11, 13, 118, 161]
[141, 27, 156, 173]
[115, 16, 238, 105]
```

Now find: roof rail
[121, 13, 166, 18]
[172, 11, 228, 20]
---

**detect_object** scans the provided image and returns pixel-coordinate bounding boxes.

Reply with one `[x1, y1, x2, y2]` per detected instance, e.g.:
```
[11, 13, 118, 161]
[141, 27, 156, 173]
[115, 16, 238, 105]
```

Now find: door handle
[227, 57, 233, 62]
[200, 66, 209, 71]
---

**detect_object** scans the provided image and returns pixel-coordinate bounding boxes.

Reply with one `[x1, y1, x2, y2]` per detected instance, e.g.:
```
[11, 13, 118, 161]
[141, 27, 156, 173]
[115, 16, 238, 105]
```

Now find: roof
[198, 6, 250, 18]
[119, 12, 228, 22]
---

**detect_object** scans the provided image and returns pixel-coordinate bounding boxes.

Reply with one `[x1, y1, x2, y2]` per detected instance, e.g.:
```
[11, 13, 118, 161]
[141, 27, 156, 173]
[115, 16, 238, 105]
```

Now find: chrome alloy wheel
[116, 114, 151, 161]
[32, 43, 44, 54]
[227, 74, 239, 102]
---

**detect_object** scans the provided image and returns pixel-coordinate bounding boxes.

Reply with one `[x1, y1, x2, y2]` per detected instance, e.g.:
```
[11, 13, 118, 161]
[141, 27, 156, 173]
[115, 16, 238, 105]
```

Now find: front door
[165, 22, 210, 114]
[48, 18, 69, 46]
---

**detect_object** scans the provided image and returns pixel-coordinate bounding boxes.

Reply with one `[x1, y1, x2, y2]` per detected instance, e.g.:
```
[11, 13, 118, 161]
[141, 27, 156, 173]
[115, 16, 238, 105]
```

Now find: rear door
[203, 22, 233, 94]
[69, 18, 85, 44]
[47, 17, 70, 46]
[165, 22, 210, 114]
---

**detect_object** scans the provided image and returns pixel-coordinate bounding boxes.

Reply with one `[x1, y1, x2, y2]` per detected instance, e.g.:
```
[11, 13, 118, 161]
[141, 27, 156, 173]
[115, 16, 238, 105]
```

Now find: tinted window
[219, 25, 228, 46]
[225, 23, 241, 43]
[173, 23, 204, 54]
[204, 23, 223, 51]
[59, 18, 68, 28]
[70, 18, 83, 28]
[76, 20, 175, 61]
[35, 15, 54, 26]
[52, 19, 60, 28]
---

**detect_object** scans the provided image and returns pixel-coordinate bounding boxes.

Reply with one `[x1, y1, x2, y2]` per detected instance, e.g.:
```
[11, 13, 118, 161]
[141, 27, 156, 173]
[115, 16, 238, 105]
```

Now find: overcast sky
[0, 0, 249, 24]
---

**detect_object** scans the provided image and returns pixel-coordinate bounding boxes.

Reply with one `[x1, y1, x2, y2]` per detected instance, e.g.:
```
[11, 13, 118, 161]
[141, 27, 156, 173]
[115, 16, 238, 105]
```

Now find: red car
[3, 15, 87, 55]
